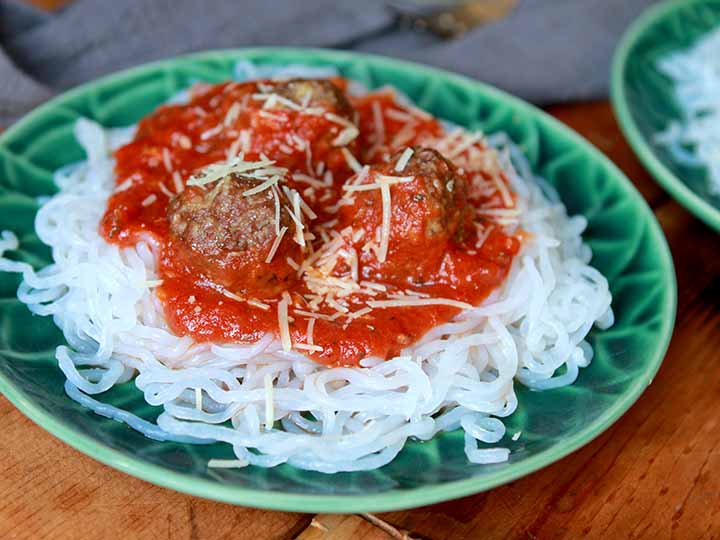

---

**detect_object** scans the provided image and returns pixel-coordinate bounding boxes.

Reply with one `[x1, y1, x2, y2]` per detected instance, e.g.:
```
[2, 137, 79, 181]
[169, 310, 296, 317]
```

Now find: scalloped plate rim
[0, 47, 677, 513]
[611, 0, 720, 232]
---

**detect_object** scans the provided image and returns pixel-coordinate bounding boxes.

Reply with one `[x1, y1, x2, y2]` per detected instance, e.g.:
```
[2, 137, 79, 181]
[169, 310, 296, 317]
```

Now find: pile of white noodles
[0, 65, 613, 473]
[654, 26, 720, 194]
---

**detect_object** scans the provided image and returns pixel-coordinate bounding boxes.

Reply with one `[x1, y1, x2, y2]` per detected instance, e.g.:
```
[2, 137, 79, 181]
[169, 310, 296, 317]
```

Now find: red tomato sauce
[100, 80, 521, 366]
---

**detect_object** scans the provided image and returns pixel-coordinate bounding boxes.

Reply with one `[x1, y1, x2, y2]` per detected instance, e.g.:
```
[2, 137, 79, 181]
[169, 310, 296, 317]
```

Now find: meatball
[275, 79, 354, 119]
[398, 147, 467, 241]
[338, 147, 469, 285]
[252, 79, 359, 181]
[167, 174, 300, 296]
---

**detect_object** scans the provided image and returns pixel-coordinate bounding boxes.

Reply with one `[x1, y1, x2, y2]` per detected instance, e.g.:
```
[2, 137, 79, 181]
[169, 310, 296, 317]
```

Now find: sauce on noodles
[100, 79, 521, 366]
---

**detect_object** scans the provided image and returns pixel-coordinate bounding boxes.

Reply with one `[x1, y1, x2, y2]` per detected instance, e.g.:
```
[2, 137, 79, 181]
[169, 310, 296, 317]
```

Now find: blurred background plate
[612, 0, 720, 232]
[0, 48, 676, 512]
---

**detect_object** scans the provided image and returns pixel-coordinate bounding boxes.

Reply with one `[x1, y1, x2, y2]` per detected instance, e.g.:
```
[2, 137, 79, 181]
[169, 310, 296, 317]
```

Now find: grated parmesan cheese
[271, 185, 281, 235]
[348, 306, 373, 320]
[247, 299, 271, 311]
[224, 102, 242, 127]
[360, 281, 387, 292]
[378, 182, 391, 263]
[200, 124, 224, 141]
[227, 135, 244, 158]
[326, 297, 349, 314]
[114, 178, 133, 193]
[385, 108, 414, 122]
[368, 298, 474, 310]
[447, 131, 484, 159]
[141, 194, 157, 207]
[258, 110, 284, 122]
[394, 147, 414, 173]
[294, 309, 335, 321]
[294, 343, 323, 352]
[371, 100, 386, 146]
[177, 134, 192, 149]
[220, 288, 245, 302]
[376, 174, 414, 184]
[292, 173, 326, 189]
[283, 186, 317, 220]
[475, 225, 494, 249]
[277, 297, 292, 351]
[242, 175, 280, 196]
[341, 147, 363, 173]
[279, 143, 295, 155]
[158, 182, 174, 198]
[476, 208, 521, 218]
[187, 156, 278, 187]
[286, 257, 299, 271]
[325, 112, 360, 147]
[343, 183, 383, 193]
[284, 202, 305, 248]
[493, 174, 514, 208]
[265, 226, 288, 263]
[306, 317, 316, 345]
[253, 92, 324, 115]
[172, 171, 184, 194]
[162, 148, 173, 172]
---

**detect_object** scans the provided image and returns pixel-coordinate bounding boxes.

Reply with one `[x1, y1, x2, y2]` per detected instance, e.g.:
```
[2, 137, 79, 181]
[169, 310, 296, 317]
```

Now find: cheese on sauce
[265, 226, 288, 263]
[103, 77, 523, 366]
[277, 297, 292, 351]
[394, 147, 414, 172]
[186, 156, 278, 187]
[368, 298, 474, 310]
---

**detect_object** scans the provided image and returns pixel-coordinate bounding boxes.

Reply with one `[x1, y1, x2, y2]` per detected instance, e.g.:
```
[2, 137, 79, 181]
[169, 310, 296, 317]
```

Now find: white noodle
[654, 27, 720, 194]
[0, 66, 613, 473]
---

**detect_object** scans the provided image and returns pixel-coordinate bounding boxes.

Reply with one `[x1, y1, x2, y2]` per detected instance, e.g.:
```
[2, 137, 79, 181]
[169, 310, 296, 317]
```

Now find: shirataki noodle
[0, 65, 613, 472]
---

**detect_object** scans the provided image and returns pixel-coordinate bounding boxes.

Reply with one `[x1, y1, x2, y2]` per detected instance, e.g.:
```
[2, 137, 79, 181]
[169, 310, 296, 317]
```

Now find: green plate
[612, 0, 720, 232]
[0, 49, 676, 512]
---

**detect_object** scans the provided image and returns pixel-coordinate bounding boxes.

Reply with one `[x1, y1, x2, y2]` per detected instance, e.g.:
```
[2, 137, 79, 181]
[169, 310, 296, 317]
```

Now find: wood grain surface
[0, 97, 718, 539]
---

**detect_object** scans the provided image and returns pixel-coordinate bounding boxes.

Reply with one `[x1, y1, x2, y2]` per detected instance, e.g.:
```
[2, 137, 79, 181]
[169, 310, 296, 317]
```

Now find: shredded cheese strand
[187, 157, 278, 187]
[277, 298, 292, 351]
[341, 147, 363, 173]
[265, 226, 288, 263]
[272, 185, 281, 235]
[306, 317, 316, 345]
[378, 182, 391, 263]
[247, 299, 271, 311]
[368, 298, 474, 310]
[394, 147, 414, 172]
[242, 175, 280, 196]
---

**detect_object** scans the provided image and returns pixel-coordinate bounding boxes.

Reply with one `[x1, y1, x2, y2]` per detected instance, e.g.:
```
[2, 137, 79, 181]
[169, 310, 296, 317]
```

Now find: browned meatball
[338, 147, 469, 285]
[168, 174, 300, 296]
[399, 147, 467, 242]
[265, 79, 359, 180]
[275, 79, 354, 118]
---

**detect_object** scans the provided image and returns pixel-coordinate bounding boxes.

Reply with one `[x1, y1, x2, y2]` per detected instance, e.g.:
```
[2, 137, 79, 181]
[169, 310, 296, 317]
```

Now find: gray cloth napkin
[0, 0, 657, 126]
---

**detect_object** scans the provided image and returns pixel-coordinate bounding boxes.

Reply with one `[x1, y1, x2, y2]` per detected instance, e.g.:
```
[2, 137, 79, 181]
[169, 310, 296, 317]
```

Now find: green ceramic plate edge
[611, 0, 720, 232]
[0, 48, 676, 513]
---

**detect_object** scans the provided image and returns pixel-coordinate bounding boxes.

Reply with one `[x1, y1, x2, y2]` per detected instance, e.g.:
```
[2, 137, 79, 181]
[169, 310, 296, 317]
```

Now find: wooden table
[1, 99, 718, 539]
